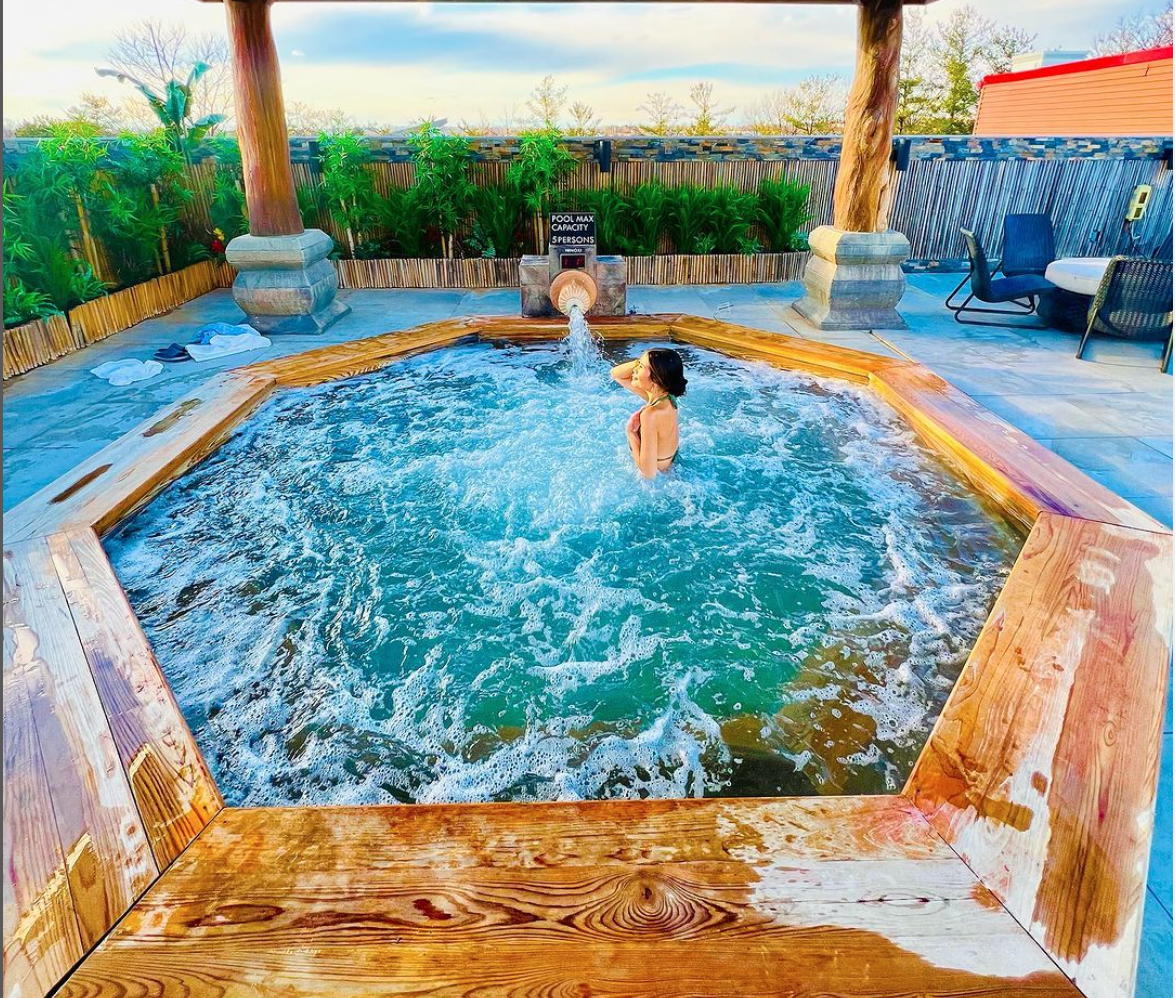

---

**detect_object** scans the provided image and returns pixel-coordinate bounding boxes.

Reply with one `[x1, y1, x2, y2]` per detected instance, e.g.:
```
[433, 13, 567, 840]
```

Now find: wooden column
[832, 0, 903, 233]
[225, 0, 303, 237]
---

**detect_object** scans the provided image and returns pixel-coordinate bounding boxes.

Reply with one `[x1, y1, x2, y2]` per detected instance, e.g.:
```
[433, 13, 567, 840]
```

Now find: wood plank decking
[58, 798, 1081, 997]
[2, 316, 1169, 998]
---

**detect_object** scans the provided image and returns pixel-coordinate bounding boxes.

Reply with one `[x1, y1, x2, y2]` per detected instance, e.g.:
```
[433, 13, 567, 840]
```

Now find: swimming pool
[106, 338, 1023, 806]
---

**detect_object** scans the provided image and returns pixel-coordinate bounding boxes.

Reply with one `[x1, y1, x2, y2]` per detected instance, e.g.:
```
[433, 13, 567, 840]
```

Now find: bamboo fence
[3, 260, 235, 381]
[2, 313, 81, 380]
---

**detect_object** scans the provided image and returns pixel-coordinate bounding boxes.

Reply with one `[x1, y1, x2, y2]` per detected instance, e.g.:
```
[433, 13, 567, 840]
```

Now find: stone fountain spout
[549, 270, 598, 317]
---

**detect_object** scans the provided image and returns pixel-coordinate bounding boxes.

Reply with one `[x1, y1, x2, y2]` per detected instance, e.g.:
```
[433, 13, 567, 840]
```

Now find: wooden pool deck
[4, 316, 1170, 998]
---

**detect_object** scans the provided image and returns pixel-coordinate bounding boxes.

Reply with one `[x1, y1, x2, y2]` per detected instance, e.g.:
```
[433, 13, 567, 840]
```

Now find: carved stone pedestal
[793, 226, 910, 331]
[226, 229, 349, 335]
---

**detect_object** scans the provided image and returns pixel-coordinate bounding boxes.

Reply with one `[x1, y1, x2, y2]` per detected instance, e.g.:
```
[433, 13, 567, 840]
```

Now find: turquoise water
[106, 338, 1022, 805]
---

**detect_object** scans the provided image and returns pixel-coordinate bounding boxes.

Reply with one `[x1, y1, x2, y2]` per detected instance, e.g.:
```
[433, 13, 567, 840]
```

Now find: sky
[1, 0, 1157, 128]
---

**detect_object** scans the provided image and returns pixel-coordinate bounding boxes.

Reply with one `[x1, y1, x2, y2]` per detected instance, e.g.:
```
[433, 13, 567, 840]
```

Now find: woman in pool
[610, 348, 688, 479]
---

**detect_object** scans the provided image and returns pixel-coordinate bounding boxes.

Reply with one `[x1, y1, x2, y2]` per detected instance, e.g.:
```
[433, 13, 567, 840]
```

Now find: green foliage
[3, 278, 59, 329]
[205, 136, 249, 242]
[378, 187, 432, 258]
[318, 131, 379, 257]
[18, 234, 107, 311]
[667, 184, 714, 255]
[709, 185, 759, 255]
[96, 131, 194, 283]
[97, 62, 226, 155]
[756, 178, 812, 252]
[625, 181, 669, 256]
[507, 128, 577, 252]
[408, 123, 474, 258]
[468, 183, 524, 258]
[565, 187, 629, 255]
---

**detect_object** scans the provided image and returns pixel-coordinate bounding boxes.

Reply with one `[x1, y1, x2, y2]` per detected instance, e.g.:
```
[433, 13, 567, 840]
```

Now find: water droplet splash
[564, 303, 604, 378]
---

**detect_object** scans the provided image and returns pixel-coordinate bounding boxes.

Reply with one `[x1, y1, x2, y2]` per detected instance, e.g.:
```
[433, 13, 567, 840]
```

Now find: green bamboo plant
[317, 131, 379, 258]
[507, 128, 577, 253]
[408, 124, 474, 260]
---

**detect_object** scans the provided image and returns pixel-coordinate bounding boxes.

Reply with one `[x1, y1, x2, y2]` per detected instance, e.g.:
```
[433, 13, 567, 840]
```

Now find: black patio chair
[1076, 256, 1173, 371]
[1000, 213, 1056, 277]
[946, 228, 1055, 326]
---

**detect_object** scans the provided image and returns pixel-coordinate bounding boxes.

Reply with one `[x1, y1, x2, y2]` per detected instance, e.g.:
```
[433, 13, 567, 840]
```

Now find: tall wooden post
[224, 0, 303, 236]
[793, 0, 910, 330]
[221, 0, 347, 333]
[833, 0, 903, 233]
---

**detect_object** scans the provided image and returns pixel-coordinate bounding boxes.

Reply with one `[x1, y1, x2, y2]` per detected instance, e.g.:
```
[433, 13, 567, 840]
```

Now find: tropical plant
[205, 136, 249, 241]
[564, 187, 629, 255]
[667, 184, 715, 255]
[708, 184, 759, 255]
[468, 183, 524, 258]
[507, 128, 577, 253]
[408, 123, 474, 259]
[3, 278, 59, 329]
[18, 234, 108, 311]
[96, 61, 226, 158]
[317, 131, 379, 258]
[97, 131, 194, 282]
[757, 177, 812, 252]
[625, 181, 669, 256]
[378, 186, 432, 258]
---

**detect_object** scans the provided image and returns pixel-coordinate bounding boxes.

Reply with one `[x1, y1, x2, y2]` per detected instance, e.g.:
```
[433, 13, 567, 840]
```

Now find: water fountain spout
[549, 270, 598, 317]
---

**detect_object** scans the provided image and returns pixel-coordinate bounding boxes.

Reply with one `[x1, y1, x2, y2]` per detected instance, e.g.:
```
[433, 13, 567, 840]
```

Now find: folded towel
[190, 321, 258, 346]
[186, 330, 271, 363]
[91, 359, 164, 386]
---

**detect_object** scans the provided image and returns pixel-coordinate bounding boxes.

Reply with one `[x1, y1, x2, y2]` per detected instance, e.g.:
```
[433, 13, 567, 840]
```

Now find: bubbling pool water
[106, 340, 1022, 806]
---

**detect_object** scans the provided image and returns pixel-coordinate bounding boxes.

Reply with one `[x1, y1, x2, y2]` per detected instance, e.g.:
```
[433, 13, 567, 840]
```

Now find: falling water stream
[564, 303, 604, 376]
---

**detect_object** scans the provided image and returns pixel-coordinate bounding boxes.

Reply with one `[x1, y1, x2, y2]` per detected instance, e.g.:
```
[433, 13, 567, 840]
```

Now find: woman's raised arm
[610, 360, 647, 399]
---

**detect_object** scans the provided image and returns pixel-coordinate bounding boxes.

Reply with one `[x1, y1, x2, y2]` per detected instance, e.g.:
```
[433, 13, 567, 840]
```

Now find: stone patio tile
[969, 393, 1132, 440]
[1136, 889, 1174, 998]
[1141, 437, 1176, 458]
[1119, 494, 1175, 527]
[1150, 734, 1173, 916]
[1042, 437, 1174, 499]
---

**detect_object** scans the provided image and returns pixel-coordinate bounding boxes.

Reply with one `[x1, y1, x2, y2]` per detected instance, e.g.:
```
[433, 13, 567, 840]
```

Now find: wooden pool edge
[3, 314, 1170, 998]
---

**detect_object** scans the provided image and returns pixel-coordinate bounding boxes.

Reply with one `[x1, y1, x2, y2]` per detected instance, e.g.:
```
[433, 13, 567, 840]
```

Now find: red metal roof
[974, 46, 1173, 137]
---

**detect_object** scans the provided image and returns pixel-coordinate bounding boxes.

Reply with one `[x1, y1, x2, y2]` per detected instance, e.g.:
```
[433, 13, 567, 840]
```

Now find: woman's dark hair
[646, 348, 688, 397]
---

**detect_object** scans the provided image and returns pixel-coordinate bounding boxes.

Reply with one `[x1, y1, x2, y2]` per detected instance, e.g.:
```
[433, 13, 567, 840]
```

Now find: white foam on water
[106, 340, 1023, 805]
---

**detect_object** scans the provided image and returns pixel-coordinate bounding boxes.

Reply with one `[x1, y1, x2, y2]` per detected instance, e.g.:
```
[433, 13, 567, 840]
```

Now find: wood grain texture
[47, 529, 222, 869]
[907, 513, 1172, 998]
[3, 540, 157, 950]
[3, 606, 85, 998]
[224, 0, 302, 236]
[833, 0, 904, 232]
[60, 797, 1077, 997]
[870, 365, 1167, 533]
[247, 318, 484, 386]
[670, 314, 909, 383]
[3, 372, 275, 544]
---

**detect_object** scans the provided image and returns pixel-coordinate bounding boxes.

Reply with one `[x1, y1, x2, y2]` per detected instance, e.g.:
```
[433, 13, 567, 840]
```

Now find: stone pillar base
[520, 251, 627, 317]
[792, 226, 910, 331]
[226, 229, 350, 335]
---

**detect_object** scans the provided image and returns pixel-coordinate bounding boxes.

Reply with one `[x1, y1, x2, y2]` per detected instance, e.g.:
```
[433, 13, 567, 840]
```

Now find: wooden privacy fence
[3, 260, 235, 380]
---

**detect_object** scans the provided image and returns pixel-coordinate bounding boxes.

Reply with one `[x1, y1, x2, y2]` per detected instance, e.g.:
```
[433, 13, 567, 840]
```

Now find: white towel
[91, 359, 164, 386]
[186, 331, 271, 363]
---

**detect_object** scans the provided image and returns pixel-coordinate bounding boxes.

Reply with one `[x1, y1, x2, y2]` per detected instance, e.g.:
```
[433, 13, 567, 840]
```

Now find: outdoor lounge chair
[1075, 256, 1173, 372]
[945, 228, 1055, 326]
[1000, 213, 1055, 277]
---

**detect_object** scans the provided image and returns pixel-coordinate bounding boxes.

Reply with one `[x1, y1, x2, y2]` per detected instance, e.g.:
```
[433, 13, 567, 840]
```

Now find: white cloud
[1, 0, 1151, 125]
